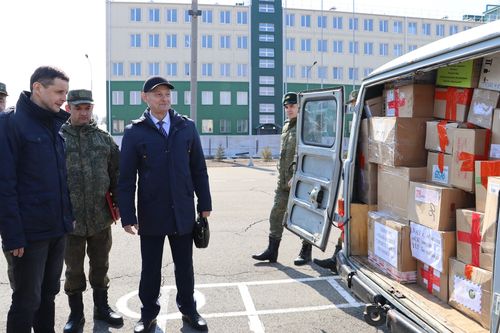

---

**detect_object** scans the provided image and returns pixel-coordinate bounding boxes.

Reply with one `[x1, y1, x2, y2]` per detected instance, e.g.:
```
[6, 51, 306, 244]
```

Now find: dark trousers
[139, 233, 195, 321]
[4, 236, 66, 333]
[64, 227, 112, 294]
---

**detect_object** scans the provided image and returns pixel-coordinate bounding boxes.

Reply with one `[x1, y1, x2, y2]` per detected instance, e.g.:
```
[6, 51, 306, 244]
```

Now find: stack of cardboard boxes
[355, 53, 500, 329]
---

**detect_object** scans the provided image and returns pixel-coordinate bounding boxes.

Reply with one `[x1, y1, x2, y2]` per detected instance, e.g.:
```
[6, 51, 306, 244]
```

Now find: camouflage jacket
[277, 117, 297, 191]
[61, 120, 119, 236]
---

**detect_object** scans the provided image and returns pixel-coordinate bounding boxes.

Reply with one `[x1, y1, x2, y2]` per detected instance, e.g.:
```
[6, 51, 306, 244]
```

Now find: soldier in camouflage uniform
[252, 92, 313, 265]
[60, 89, 123, 332]
[0, 82, 8, 112]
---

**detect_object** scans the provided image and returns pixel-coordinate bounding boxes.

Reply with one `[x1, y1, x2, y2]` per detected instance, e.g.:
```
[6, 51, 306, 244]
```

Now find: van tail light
[338, 198, 345, 217]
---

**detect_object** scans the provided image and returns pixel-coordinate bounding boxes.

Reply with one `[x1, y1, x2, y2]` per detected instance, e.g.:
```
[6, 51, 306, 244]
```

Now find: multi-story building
[106, 0, 481, 137]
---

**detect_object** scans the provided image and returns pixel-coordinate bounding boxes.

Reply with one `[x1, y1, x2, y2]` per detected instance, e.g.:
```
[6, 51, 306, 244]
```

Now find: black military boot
[252, 236, 281, 263]
[294, 241, 312, 266]
[93, 288, 124, 326]
[63, 293, 85, 333]
[313, 244, 342, 274]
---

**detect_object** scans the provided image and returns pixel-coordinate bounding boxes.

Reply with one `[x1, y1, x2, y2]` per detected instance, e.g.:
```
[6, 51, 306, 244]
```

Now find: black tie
[157, 120, 168, 137]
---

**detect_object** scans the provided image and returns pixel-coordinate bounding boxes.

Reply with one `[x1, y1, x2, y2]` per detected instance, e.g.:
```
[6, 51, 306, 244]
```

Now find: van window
[302, 99, 337, 147]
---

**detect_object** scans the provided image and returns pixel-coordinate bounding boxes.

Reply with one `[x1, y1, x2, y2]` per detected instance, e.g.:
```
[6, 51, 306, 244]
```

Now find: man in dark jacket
[0, 66, 74, 333]
[119, 76, 212, 333]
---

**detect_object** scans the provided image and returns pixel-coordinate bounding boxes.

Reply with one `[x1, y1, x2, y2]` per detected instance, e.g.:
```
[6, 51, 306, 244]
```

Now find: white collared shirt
[149, 111, 170, 136]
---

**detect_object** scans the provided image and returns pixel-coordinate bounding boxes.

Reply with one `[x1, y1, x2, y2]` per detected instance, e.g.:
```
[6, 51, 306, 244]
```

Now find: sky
[0, 0, 497, 121]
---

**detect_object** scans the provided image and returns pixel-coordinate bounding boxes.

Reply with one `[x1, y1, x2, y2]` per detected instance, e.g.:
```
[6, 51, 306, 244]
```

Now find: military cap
[282, 92, 298, 105]
[143, 76, 175, 92]
[67, 89, 93, 105]
[0, 82, 7, 96]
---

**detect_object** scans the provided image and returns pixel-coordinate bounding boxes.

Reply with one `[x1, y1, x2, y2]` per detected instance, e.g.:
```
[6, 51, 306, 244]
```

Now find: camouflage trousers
[269, 189, 290, 239]
[64, 226, 112, 295]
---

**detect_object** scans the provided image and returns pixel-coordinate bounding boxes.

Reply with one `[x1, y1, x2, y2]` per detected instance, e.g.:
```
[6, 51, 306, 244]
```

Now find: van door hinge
[347, 271, 356, 288]
[388, 287, 405, 299]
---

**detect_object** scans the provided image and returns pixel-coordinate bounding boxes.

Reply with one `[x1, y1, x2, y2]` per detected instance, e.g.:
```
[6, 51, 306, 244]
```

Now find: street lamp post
[306, 60, 317, 91]
[85, 54, 93, 92]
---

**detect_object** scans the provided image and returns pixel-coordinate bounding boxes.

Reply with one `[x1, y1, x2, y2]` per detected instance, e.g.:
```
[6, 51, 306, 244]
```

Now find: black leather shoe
[313, 257, 338, 274]
[182, 313, 208, 331]
[134, 318, 157, 333]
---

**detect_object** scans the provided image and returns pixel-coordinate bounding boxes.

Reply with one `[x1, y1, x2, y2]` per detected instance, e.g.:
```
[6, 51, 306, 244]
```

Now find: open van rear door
[284, 88, 345, 251]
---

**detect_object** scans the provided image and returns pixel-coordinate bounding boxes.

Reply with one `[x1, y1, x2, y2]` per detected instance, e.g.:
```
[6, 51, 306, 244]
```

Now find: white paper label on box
[490, 144, 500, 159]
[374, 222, 399, 268]
[431, 165, 449, 184]
[410, 223, 444, 271]
[414, 186, 440, 205]
[489, 181, 500, 195]
[472, 102, 493, 116]
[451, 275, 482, 314]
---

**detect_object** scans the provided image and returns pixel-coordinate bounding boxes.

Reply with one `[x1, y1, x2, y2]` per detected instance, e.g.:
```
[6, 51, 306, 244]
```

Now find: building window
[436, 24, 445, 36]
[220, 91, 231, 105]
[166, 9, 177, 22]
[449, 25, 458, 35]
[422, 23, 431, 36]
[408, 45, 418, 52]
[202, 119, 213, 133]
[259, 23, 275, 32]
[349, 41, 359, 54]
[393, 43, 403, 57]
[379, 19, 388, 32]
[201, 91, 213, 105]
[130, 34, 141, 48]
[286, 65, 295, 78]
[318, 39, 327, 52]
[237, 64, 248, 77]
[259, 34, 274, 42]
[259, 48, 274, 57]
[220, 120, 231, 134]
[202, 10, 212, 23]
[170, 91, 178, 105]
[184, 10, 191, 23]
[201, 35, 213, 48]
[237, 36, 248, 49]
[259, 115, 275, 124]
[237, 11, 248, 24]
[237, 91, 248, 105]
[166, 34, 177, 48]
[184, 34, 191, 48]
[148, 62, 160, 76]
[220, 10, 230, 24]
[318, 66, 327, 79]
[112, 120, 125, 133]
[333, 40, 343, 53]
[184, 63, 190, 76]
[379, 43, 388, 56]
[318, 15, 327, 28]
[349, 67, 359, 81]
[259, 76, 274, 85]
[349, 17, 358, 30]
[201, 63, 213, 76]
[259, 103, 275, 113]
[393, 21, 403, 33]
[259, 4, 274, 13]
[363, 68, 373, 77]
[184, 91, 191, 105]
[149, 8, 160, 22]
[148, 34, 159, 48]
[285, 13, 295, 27]
[301, 65, 313, 79]
[332, 67, 343, 80]
[220, 35, 231, 49]
[364, 18, 373, 31]
[220, 63, 230, 77]
[259, 87, 274, 96]
[130, 62, 141, 76]
[286, 38, 295, 51]
[237, 120, 248, 133]
[166, 63, 177, 76]
[332, 16, 343, 29]
[301, 38, 311, 52]
[301, 15, 311, 27]
[112, 91, 124, 105]
[130, 91, 142, 105]
[259, 59, 275, 69]
[364, 42, 373, 55]
[112, 62, 123, 76]
[408, 22, 417, 35]
[130, 8, 141, 22]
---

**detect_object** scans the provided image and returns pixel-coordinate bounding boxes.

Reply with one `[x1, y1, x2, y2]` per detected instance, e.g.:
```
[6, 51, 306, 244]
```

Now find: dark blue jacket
[0, 92, 74, 251]
[118, 109, 211, 236]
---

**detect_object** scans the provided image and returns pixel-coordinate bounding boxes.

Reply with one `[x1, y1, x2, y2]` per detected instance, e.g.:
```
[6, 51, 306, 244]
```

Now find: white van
[285, 19, 500, 333]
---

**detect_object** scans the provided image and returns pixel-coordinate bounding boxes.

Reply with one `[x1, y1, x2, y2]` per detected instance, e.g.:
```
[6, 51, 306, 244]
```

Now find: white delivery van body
[285, 20, 500, 333]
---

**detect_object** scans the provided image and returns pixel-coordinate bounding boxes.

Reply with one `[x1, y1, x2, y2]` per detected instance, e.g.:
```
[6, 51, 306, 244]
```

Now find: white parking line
[238, 284, 265, 333]
[326, 277, 360, 306]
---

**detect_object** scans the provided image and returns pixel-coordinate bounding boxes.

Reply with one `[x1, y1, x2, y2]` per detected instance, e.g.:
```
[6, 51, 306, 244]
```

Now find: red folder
[105, 191, 120, 222]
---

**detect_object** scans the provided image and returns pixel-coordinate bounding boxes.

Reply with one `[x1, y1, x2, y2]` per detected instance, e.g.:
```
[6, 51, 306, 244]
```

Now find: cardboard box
[368, 117, 428, 167]
[417, 261, 449, 302]
[479, 53, 500, 92]
[474, 160, 500, 212]
[448, 257, 492, 329]
[451, 128, 490, 192]
[433, 87, 473, 122]
[378, 165, 426, 219]
[358, 119, 377, 204]
[410, 222, 456, 272]
[425, 120, 459, 154]
[467, 88, 500, 129]
[384, 84, 435, 117]
[482, 177, 500, 259]
[364, 96, 384, 117]
[427, 152, 453, 187]
[490, 109, 500, 159]
[350, 204, 377, 256]
[408, 181, 472, 231]
[436, 59, 482, 88]
[368, 211, 417, 283]
[456, 209, 491, 270]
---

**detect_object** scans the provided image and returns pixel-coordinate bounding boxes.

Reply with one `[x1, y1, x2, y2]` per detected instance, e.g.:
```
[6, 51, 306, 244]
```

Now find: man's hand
[11, 248, 24, 257]
[124, 224, 139, 235]
[200, 211, 211, 218]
